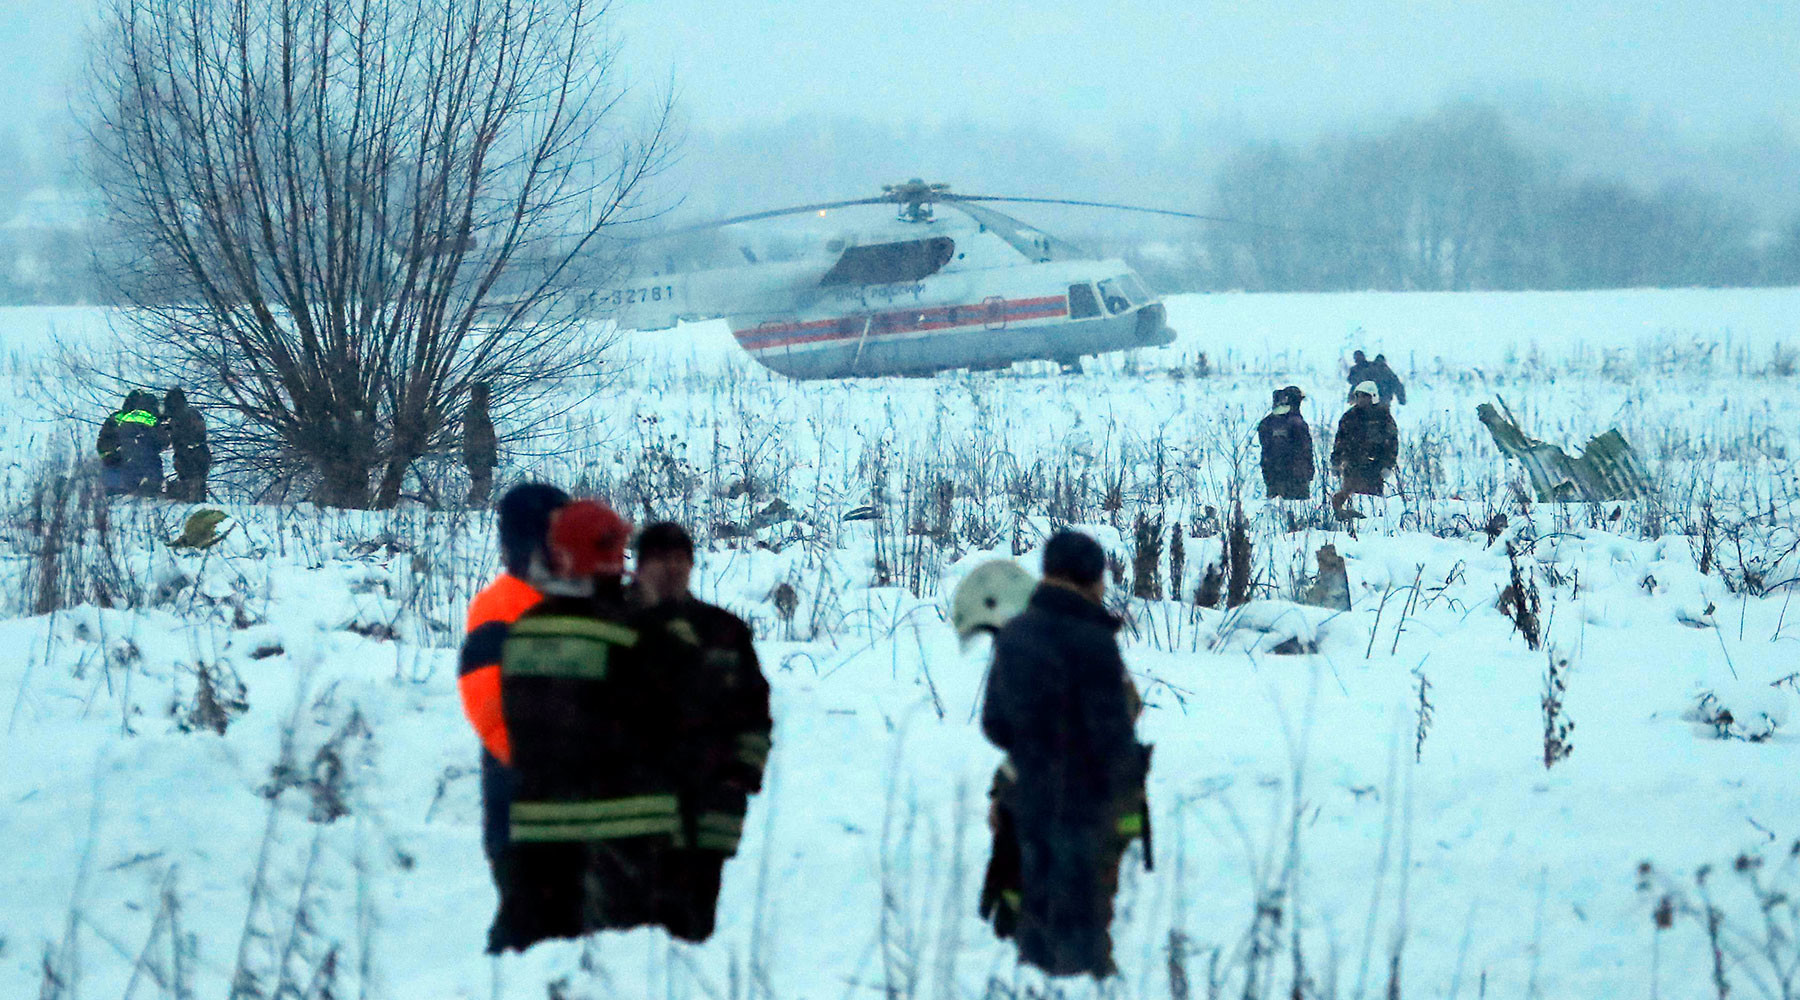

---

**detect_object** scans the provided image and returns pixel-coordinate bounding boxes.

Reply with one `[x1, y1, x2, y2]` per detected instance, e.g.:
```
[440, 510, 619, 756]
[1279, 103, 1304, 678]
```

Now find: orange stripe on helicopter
[736, 295, 1068, 352]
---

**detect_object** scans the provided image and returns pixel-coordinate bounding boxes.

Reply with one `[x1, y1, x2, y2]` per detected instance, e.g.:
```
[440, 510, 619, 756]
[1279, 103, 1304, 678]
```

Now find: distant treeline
[1, 101, 1798, 304]
[1126, 104, 1800, 293]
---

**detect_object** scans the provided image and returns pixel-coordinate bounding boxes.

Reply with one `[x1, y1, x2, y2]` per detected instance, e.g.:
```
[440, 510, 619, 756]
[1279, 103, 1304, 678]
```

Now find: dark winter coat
[163, 399, 210, 483]
[1332, 404, 1399, 496]
[981, 583, 1145, 977]
[488, 588, 685, 953]
[1346, 358, 1377, 395]
[1257, 409, 1314, 499]
[463, 398, 497, 473]
[97, 393, 167, 496]
[1368, 358, 1407, 406]
[630, 596, 772, 942]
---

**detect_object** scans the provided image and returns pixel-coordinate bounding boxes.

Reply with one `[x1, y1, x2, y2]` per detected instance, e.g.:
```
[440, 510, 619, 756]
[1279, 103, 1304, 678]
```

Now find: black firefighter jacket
[981, 584, 1140, 825]
[491, 590, 683, 952]
[628, 596, 772, 942]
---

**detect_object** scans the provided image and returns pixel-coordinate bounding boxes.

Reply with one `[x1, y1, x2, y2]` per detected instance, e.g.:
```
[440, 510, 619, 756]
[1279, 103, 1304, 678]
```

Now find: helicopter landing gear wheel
[1057, 357, 1085, 375]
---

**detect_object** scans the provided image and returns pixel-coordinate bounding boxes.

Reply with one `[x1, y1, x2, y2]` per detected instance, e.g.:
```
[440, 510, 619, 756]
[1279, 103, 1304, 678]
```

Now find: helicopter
[597, 180, 1179, 379]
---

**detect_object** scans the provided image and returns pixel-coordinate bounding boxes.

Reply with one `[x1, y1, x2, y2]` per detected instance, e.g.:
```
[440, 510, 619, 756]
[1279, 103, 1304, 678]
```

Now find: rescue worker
[980, 531, 1150, 979]
[490, 497, 685, 951]
[1256, 385, 1314, 500]
[458, 482, 568, 951]
[1346, 350, 1377, 399]
[161, 388, 209, 502]
[630, 521, 772, 942]
[97, 390, 166, 497]
[464, 382, 498, 507]
[1368, 353, 1407, 406]
[1332, 380, 1400, 509]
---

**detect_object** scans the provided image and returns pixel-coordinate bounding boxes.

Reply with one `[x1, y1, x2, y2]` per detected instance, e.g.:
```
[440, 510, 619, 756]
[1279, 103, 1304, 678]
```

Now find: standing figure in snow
[1256, 385, 1314, 500]
[1367, 353, 1406, 406]
[490, 498, 684, 951]
[1345, 350, 1377, 399]
[1332, 381, 1399, 510]
[979, 531, 1150, 979]
[458, 482, 567, 951]
[463, 382, 498, 507]
[161, 388, 210, 502]
[629, 521, 772, 942]
[97, 390, 167, 497]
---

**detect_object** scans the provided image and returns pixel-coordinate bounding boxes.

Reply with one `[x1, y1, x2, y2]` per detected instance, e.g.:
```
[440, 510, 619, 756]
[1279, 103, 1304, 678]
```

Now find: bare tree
[83, 0, 671, 507]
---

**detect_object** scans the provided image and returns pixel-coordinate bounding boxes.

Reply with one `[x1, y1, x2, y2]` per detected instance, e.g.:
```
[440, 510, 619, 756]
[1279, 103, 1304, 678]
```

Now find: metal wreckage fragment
[1477, 400, 1651, 502]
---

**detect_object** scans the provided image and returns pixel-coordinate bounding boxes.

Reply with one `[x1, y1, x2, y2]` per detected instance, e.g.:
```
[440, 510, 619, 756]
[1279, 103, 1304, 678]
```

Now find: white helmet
[1353, 380, 1379, 399]
[950, 559, 1037, 647]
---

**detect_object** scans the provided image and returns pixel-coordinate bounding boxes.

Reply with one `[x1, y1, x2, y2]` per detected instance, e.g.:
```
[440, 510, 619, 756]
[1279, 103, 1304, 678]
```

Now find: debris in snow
[1478, 400, 1651, 501]
[167, 508, 231, 550]
[1299, 543, 1351, 610]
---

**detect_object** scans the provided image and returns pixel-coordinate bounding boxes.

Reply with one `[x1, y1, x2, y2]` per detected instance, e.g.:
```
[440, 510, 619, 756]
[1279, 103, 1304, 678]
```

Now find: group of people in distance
[96, 388, 210, 500]
[1256, 350, 1405, 514]
[459, 485, 771, 952]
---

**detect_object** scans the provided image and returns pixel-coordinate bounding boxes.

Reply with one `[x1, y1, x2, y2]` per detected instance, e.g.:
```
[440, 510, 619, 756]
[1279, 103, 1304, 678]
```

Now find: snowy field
[4, 288, 1800, 999]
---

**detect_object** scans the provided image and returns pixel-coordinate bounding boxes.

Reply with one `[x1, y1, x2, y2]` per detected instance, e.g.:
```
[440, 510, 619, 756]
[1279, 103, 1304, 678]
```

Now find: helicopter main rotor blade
[950, 194, 1364, 244]
[655, 196, 895, 237]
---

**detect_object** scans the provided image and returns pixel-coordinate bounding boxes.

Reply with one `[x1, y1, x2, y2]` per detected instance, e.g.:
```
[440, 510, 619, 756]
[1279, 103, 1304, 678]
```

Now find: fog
[2, 0, 1798, 296]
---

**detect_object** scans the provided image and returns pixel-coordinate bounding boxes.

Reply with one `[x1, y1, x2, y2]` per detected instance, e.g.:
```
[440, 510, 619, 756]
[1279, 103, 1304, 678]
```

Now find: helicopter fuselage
[726, 258, 1172, 378]
[600, 205, 1176, 378]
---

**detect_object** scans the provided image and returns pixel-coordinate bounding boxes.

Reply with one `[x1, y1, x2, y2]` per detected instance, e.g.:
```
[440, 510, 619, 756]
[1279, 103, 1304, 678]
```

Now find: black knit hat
[497, 482, 570, 575]
[1042, 530, 1106, 586]
[634, 520, 694, 560]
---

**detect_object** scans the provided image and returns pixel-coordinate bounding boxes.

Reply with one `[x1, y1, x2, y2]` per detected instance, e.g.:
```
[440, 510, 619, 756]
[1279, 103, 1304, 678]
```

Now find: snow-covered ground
[4, 288, 1800, 999]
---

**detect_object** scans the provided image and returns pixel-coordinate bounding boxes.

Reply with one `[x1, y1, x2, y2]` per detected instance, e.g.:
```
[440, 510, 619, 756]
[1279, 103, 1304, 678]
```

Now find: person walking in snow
[490, 498, 687, 952]
[459, 482, 568, 951]
[979, 531, 1150, 979]
[97, 390, 167, 497]
[463, 382, 498, 507]
[1346, 350, 1377, 399]
[629, 521, 772, 942]
[1331, 381, 1399, 510]
[161, 388, 210, 502]
[1367, 353, 1406, 406]
[1257, 385, 1314, 500]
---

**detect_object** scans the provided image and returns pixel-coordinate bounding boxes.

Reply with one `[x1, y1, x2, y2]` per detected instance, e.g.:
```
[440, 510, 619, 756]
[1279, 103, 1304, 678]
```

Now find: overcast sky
[4, 0, 1796, 160]
[607, 0, 1799, 143]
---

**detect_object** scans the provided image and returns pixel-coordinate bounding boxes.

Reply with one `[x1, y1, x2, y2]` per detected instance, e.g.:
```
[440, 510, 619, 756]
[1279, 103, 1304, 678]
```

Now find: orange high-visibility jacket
[459, 573, 542, 764]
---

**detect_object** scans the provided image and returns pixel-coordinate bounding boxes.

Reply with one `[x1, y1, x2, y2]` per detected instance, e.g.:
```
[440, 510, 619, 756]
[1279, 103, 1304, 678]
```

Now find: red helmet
[547, 499, 631, 577]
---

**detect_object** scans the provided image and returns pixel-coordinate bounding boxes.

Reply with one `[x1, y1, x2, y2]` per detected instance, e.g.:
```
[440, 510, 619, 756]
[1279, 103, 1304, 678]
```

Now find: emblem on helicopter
[602, 180, 1180, 379]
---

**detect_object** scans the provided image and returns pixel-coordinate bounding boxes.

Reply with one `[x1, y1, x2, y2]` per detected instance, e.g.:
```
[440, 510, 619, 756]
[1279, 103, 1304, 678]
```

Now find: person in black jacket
[464, 382, 498, 506]
[1332, 381, 1400, 506]
[630, 521, 772, 942]
[489, 498, 687, 952]
[1367, 353, 1406, 406]
[980, 531, 1148, 979]
[97, 390, 166, 497]
[1257, 385, 1313, 500]
[1345, 350, 1376, 399]
[161, 388, 210, 502]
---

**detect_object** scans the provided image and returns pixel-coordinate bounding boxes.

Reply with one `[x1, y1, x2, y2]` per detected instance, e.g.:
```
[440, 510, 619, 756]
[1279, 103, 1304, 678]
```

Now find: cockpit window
[1119, 274, 1150, 303]
[1097, 278, 1131, 315]
[1067, 283, 1101, 319]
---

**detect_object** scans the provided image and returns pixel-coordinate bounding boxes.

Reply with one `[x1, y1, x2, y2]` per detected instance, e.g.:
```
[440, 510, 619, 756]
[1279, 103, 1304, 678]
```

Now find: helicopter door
[983, 296, 1006, 330]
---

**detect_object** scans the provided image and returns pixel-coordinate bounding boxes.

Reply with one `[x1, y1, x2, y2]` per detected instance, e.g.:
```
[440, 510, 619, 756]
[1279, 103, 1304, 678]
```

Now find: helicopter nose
[1133, 303, 1173, 344]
